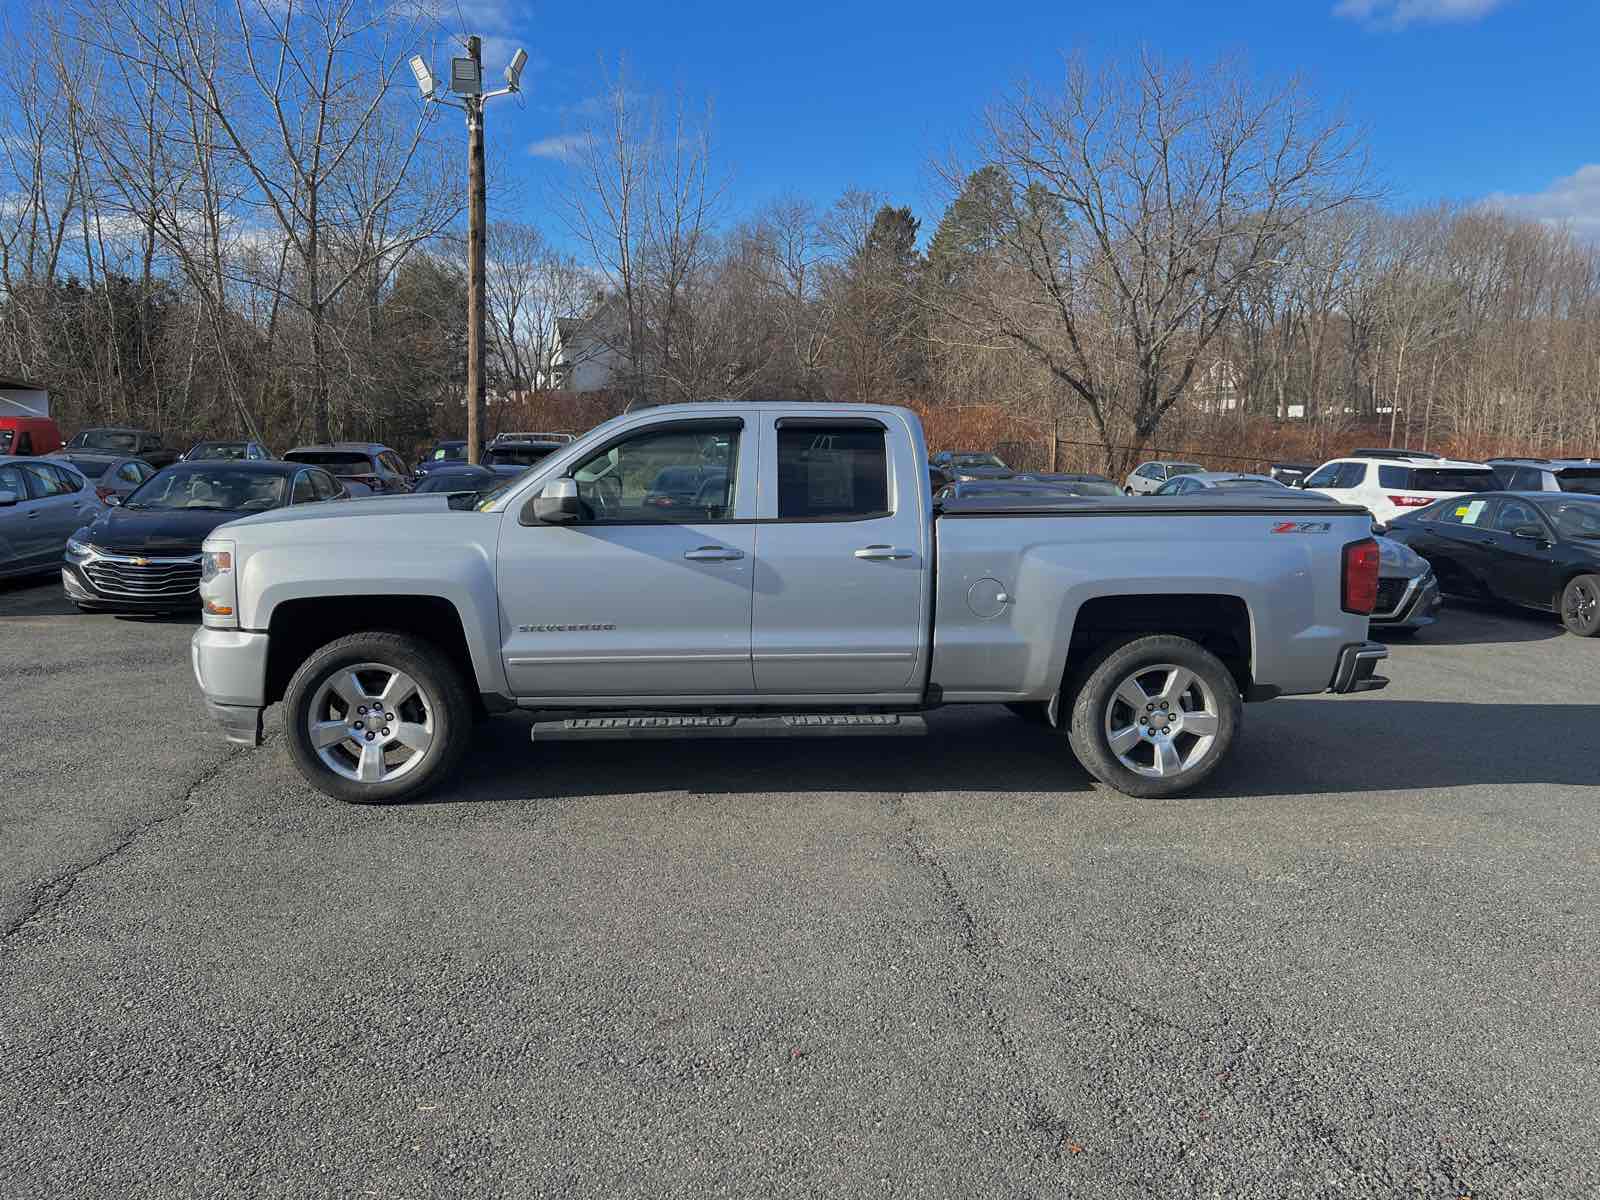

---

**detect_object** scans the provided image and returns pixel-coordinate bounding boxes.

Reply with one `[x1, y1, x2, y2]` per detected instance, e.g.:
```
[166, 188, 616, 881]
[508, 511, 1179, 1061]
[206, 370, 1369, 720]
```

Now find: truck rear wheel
[283, 632, 472, 805]
[1066, 635, 1240, 799]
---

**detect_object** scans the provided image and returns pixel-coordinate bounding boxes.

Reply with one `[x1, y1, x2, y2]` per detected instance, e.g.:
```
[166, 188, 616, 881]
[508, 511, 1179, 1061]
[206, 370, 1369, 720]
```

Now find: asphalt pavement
[2, 571, 1596, 1198]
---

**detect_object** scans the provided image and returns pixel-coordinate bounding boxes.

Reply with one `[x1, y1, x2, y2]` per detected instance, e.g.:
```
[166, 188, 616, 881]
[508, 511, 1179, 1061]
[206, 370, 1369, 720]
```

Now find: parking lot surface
[2, 573, 1597, 1198]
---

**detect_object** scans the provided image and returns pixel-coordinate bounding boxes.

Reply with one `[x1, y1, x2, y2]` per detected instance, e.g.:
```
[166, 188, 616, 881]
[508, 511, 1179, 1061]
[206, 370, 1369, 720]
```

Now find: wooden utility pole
[465, 35, 486, 464]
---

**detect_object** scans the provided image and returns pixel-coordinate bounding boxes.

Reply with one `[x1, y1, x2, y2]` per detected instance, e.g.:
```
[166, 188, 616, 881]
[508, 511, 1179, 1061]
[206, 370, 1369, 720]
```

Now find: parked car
[1300, 454, 1500, 524]
[1382, 491, 1600, 636]
[0, 414, 64, 456]
[930, 451, 1012, 481]
[1267, 462, 1316, 487]
[189, 402, 1389, 806]
[61, 461, 351, 613]
[1123, 461, 1204, 495]
[283, 443, 410, 495]
[482, 436, 569, 475]
[1010, 472, 1122, 496]
[1349, 448, 1444, 461]
[49, 452, 158, 503]
[1154, 472, 1289, 497]
[1487, 457, 1600, 495]
[1369, 536, 1443, 636]
[928, 464, 954, 494]
[413, 439, 472, 483]
[181, 439, 272, 462]
[411, 465, 502, 495]
[0, 456, 104, 578]
[65, 427, 178, 468]
[491, 430, 575, 445]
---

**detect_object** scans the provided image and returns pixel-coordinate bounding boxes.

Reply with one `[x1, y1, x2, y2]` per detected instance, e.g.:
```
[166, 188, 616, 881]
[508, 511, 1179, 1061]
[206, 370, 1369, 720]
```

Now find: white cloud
[1484, 164, 1600, 241]
[527, 133, 592, 162]
[1333, 0, 1511, 29]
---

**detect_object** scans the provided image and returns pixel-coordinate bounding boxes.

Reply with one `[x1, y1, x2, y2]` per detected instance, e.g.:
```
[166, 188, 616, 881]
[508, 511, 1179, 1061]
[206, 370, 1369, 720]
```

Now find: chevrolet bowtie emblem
[130, 556, 149, 566]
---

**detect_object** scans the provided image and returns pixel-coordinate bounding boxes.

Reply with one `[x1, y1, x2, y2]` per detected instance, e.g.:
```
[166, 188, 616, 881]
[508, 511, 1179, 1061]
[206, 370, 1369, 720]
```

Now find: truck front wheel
[1066, 635, 1241, 799]
[283, 632, 473, 805]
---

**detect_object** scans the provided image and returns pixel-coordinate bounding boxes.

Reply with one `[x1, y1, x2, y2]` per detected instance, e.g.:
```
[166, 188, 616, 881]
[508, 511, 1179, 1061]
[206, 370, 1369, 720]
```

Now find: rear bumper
[1371, 571, 1442, 629]
[1328, 641, 1390, 694]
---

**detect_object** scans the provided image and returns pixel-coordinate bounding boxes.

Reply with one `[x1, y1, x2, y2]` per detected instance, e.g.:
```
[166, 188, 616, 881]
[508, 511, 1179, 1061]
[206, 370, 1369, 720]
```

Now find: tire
[1065, 635, 1241, 799]
[1123, 486, 1135, 495]
[1005, 701, 1052, 726]
[283, 631, 473, 804]
[1560, 574, 1600, 637]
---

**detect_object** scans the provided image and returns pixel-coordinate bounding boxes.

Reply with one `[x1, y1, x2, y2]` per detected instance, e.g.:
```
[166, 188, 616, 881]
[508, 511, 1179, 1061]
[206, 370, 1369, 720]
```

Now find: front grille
[83, 553, 201, 600]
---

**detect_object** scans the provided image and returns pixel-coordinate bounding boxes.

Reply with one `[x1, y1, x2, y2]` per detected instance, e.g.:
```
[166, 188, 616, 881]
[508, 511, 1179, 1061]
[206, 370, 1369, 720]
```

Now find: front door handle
[854, 545, 913, 560]
[684, 546, 744, 562]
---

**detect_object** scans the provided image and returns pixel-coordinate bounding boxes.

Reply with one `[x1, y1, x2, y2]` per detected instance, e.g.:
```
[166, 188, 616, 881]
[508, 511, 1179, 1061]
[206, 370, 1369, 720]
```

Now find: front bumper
[61, 555, 200, 612]
[1370, 570, 1442, 630]
[1328, 641, 1390, 694]
[191, 626, 270, 746]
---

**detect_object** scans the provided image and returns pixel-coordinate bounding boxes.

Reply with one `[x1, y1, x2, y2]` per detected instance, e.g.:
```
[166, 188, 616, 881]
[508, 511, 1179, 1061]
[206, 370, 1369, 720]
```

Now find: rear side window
[1377, 465, 1409, 489]
[777, 426, 889, 519]
[1411, 468, 1498, 493]
[291, 472, 317, 503]
[20, 463, 73, 497]
[1555, 468, 1600, 495]
[311, 470, 340, 500]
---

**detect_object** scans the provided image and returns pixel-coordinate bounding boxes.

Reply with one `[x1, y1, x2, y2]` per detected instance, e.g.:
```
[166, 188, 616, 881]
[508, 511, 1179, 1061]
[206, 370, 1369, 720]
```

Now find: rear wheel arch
[1055, 593, 1255, 703]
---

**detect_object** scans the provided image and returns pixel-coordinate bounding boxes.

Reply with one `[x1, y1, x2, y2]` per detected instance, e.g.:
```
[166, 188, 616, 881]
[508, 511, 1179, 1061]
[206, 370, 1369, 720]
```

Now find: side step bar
[532, 713, 928, 742]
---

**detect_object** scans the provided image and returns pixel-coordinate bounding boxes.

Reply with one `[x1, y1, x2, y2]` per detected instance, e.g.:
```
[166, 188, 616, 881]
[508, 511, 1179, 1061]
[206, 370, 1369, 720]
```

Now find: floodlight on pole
[505, 48, 528, 91]
[450, 56, 482, 96]
[408, 54, 435, 99]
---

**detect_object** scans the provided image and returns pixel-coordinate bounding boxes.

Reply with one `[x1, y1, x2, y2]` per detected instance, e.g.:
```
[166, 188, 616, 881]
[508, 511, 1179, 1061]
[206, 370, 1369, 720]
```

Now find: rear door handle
[683, 546, 744, 561]
[854, 545, 914, 560]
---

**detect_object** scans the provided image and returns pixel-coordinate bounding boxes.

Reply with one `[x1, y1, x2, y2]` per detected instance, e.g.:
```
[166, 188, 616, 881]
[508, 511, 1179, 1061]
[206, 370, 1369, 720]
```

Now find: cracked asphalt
[2, 572, 1598, 1197]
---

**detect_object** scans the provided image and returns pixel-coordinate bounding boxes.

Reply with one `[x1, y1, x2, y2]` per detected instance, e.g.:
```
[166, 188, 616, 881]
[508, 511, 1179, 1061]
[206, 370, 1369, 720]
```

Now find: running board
[531, 713, 928, 742]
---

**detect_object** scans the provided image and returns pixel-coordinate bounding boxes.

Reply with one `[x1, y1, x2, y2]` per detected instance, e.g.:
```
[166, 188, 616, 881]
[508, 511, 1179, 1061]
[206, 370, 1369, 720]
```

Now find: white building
[549, 315, 626, 392]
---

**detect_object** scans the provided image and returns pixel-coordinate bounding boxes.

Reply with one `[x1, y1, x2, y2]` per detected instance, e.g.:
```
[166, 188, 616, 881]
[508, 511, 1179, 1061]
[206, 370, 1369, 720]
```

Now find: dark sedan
[930, 451, 1012, 481]
[284, 443, 410, 494]
[412, 465, 502, 495]
[1382, 492, 1600, 636]
[61, 461, 350, 612]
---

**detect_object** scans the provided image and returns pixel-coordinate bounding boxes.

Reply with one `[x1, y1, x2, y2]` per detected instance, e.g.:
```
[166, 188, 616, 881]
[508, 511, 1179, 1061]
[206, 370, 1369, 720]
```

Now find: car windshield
[1549, 499, 1600, 539]
[75, 430, 140, 453]
[951, 454, 1006, 468]
[285, 451, 372, 476]
[190, 442, 249, 460]
[430, 443, 467, 462]
[59, 455, 114, 479]
[1555, 468, 1600, 495]
[124, 467, 286, 511]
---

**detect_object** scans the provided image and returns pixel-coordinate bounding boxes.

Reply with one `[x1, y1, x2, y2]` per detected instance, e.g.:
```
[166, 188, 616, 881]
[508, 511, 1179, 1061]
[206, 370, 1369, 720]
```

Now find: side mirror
[1513, 525, 1545, 541]
[533, 477, 582, 523]
[1371, 521, 1389, 535]
[104, 494, 122, 507]
[0, 489, 17, 507]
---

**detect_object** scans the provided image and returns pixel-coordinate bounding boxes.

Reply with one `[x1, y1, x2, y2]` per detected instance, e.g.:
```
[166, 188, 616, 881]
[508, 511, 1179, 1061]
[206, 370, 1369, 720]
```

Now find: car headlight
[65, 536, 94, 561]
[200, 539, 238, 626]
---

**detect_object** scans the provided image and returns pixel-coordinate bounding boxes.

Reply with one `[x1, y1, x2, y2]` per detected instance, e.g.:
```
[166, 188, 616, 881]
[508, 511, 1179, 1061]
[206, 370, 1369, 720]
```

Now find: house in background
[0, 378, 49, 419]
[548, 311, 627, 393]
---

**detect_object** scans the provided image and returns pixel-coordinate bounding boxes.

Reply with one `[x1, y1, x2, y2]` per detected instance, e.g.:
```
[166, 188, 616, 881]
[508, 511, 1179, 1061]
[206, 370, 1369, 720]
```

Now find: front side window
[777, 425, 888, 520]
[571, 424, 739, 522]
[1550, 500, 1600, 540]
[0, 464, 25, 497]
[1335, 463, 1369, 489]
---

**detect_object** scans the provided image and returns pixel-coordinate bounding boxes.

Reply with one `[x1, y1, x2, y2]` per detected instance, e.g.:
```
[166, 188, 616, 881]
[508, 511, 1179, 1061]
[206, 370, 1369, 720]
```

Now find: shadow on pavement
[1391, 599, 1566, 646]
[0, 573, 76, 618]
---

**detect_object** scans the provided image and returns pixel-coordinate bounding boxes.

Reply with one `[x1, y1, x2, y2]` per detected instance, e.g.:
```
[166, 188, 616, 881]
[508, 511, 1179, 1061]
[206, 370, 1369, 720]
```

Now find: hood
[1376, 535, 1427, 579]
[83, 505, 242, 554]
[222, 492, 457, 531]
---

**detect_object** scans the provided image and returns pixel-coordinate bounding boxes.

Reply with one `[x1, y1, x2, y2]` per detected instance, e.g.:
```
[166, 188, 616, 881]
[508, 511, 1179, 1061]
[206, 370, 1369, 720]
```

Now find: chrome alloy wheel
[1567, 579, 1598, 628]
[1102, 662, 1221, 779]
[307, 662, 436, 784]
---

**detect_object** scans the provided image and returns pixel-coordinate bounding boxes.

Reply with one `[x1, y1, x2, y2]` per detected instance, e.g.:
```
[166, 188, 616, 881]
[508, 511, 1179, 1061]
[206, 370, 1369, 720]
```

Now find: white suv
[1301, 454, 1500, 523]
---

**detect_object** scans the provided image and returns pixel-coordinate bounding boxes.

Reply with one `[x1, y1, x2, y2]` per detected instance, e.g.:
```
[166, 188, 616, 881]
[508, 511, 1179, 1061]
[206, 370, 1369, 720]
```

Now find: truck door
[751, 416, 928, 695]
[497, 417, 756, 699]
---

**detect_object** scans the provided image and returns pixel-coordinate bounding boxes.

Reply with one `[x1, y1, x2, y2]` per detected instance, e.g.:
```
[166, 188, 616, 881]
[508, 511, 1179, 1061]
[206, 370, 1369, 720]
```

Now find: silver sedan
[0, 456, 105, 578]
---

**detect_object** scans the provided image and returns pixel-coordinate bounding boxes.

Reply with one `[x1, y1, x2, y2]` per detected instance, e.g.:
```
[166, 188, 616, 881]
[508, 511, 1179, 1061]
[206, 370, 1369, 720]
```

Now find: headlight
[65, 536, 93, 561]
[200, 539, 238, 626]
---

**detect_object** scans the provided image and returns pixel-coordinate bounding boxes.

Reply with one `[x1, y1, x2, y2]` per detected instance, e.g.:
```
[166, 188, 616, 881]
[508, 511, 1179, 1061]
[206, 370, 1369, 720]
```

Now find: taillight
[1342, 537, 1380, 615]
[1387, 494, 1432, 507]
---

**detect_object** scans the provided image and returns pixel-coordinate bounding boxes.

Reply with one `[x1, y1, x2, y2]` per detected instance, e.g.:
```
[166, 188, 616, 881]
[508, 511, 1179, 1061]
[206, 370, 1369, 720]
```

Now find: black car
[482, 436, 566, 476]
[1383, 491, 1600, 636]
[1010, 472, 1122, 496]
[1267, 461, 1316, 486]
[935, 479, 1092, 503]
[66, 426, 179, 468]
[283, 443, 410, 494]
[1487, 457, 1600, 495]
[930, 451, 1012, 481]
[411, 465, 502, 495]
[181, 439, 273, 462]
[61, 461, 350, 612]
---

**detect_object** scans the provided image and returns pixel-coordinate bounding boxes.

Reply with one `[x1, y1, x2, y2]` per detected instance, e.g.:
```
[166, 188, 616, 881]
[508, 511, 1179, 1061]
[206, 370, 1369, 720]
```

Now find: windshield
[189, 442, 249, 460]
[951, 454, 1006, 468]
[73, 430, 140, 453]
[285, 451, 372, 476]
[124, 467, 286, 511]
[430, 443, 467, 462]
[1550, 499, 1600, 539]
[57, 455, 115, 478]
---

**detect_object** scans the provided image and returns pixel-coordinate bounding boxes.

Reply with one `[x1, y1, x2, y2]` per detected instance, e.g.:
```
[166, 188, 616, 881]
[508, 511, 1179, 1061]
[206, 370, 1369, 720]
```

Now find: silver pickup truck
[190, 403, 1388, 803]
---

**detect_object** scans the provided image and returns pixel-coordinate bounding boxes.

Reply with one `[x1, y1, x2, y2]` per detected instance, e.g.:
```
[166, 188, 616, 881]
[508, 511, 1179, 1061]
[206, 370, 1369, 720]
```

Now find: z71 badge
[1271, 521, 1332, 534]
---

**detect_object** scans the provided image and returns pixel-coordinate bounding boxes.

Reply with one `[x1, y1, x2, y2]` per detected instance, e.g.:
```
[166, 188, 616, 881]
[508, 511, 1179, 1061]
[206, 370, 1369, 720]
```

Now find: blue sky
[460, 0, 1597, 238]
